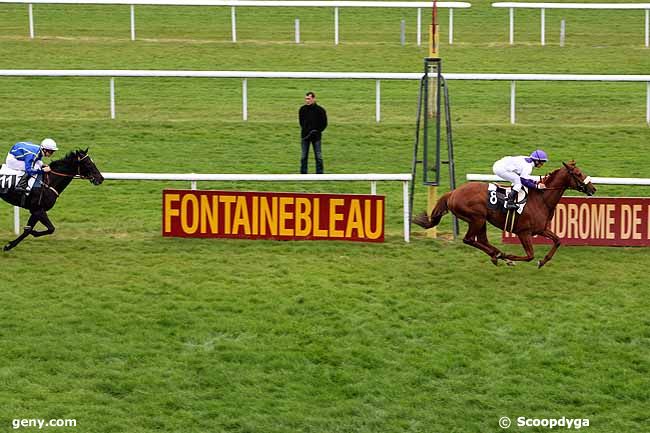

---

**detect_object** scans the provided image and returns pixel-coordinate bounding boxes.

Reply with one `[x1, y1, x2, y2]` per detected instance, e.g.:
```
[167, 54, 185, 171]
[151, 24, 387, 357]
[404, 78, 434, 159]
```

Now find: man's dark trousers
[300, 135, 323, 174]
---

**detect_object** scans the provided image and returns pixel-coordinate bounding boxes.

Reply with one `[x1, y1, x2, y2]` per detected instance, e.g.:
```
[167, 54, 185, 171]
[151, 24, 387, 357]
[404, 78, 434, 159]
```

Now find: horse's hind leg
[4, 213, 39, 251]
[462, 220, 501, 266]
[476, 224, 507, 264]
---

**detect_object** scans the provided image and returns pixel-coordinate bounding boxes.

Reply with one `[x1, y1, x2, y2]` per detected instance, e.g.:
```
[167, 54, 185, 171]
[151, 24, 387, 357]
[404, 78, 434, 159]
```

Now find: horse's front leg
[30, 211, 55, 238]
[503, 232, 536, 263]
[537, 229, 561, 268]
[4, 213, 40, 251]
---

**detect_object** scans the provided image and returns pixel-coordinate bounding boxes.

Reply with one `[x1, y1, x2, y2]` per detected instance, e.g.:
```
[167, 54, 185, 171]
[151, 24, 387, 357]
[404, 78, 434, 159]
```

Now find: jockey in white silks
[492, 149, 548, 209]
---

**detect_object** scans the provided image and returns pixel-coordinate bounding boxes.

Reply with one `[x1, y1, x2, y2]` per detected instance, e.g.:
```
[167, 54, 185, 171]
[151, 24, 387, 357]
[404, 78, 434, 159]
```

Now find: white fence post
[130, 5, 135, 41]
[370, 181, 377, 195]
[403, 180, 410, 243]
[231, 6, 237, 43]
[449, 8, 454, 44]
[646, 9, 649, 48]
[417, 8, 422, 46]
[191, 181, 197, 190]
[509, 7, 514, 44]
[647, 82, 649, 125]
[242, 78, 248, 121]
[334, 7, 339, 45]
[28, 3, 34, 39]
[541, 8, 545, 46]
[110, 77, 115, 119]
[14, 207, 20, 235]
[375, 79, 381, 123]
[510, 80, 516, 124]
[295, 18, 300, 44]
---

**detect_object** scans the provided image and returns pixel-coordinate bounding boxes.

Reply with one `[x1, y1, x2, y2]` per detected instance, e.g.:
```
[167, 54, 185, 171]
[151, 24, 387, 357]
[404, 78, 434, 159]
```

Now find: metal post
[403, 180, 410, 243]
[646, 9, 649, 48]
[510, 80, 516, 124]
[242, 78, 248, 121]
[509, 7, 514, 45]
[560, 19, 565, 47]
[375, 80, 381, 123]
[191, 181, 197, 190]
[449, 8, 454, 45]
[110, 77, 115, 119]
[130, 5, 135, 41]
[28, 3, 34, 39]
[295, 18, 300, 43]
[541, 8, 545, 46]
[14, 207, 20, 235]
[231, 6, 237, 43]
[400, 19, 405, 46]
[334, 7, 339, 45]
[370, 181, 377, 195]
[417, 8, 421, 46]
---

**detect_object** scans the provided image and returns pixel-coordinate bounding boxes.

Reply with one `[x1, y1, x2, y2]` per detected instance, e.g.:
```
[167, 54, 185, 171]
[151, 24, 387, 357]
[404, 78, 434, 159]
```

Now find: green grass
[0, 2, 649, 432]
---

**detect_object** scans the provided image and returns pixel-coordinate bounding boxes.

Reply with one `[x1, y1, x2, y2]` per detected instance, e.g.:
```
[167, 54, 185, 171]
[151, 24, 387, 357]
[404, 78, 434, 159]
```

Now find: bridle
[562, 162, 592, 194]
[47, 153, 94, 180]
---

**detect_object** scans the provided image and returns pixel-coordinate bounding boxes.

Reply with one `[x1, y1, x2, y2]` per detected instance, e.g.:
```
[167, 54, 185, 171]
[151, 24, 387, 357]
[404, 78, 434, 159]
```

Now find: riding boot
[505, 190, 519, 209]
[14, 173, 30, 194]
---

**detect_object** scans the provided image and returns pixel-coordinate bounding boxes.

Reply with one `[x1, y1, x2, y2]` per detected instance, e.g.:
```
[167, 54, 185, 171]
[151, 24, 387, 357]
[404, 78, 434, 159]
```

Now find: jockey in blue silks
[5, 138, 58, 194]
[492, 149, 548, 209]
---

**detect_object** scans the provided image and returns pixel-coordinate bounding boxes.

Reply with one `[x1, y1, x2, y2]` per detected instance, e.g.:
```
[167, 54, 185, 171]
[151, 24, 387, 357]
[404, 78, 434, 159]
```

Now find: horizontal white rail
[0, 0, 469, 6]
[11, 172, 413, 241]
[467, 173, 650, 186]
[102, 172, 411, 181]
[2, 70, 648, 125]
[0, 0, 470, 45]
[493, 2, 650, 47]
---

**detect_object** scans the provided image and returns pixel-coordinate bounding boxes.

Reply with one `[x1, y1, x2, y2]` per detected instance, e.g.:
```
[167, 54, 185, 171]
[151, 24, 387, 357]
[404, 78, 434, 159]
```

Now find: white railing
[10, 172, 413, 241]
[1, 69, 649, 125]
[467, 174, 650, 185]
[492, 2, 650, 47]
[0, 0, 471, 45]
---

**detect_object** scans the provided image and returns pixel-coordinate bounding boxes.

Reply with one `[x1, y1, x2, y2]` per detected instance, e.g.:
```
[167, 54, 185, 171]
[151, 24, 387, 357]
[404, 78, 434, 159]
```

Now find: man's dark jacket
[299, 104, 328, 140]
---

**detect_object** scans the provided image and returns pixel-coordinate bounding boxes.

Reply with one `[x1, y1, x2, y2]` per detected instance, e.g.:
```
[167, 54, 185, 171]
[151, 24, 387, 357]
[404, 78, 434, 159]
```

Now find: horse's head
[75, 149, 104, 185]
[562, 161, 596, 196]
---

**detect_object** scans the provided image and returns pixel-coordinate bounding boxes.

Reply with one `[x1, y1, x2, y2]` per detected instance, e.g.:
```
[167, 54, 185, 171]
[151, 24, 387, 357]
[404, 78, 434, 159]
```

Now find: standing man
[299, 91, 327, 174]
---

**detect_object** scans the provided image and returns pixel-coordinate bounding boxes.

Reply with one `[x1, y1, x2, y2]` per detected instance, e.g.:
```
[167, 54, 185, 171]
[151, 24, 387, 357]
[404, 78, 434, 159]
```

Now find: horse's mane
[49, 149, 87, 169]
[540, 160, 576, 185]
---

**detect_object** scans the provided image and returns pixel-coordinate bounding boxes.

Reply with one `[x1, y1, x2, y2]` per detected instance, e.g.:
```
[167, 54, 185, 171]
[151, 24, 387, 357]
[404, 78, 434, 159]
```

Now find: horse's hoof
[538, 260, 545, 269]
[490, 257, 499, 266]
[505, 259, 516, 266]
[4, 244, 12, 252]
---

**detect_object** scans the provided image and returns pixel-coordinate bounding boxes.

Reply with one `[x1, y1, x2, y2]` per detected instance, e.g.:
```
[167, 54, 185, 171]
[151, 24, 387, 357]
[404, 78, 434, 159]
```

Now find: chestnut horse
[413, 161, 597, 267]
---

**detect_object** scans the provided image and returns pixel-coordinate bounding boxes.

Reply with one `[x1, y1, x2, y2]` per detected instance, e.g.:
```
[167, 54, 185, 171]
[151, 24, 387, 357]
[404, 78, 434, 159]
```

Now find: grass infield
[0, 2, 649, 432]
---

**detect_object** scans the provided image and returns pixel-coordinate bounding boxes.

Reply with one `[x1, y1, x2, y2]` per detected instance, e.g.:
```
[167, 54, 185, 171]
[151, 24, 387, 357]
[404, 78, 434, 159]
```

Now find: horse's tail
[412, 192, 452, 229]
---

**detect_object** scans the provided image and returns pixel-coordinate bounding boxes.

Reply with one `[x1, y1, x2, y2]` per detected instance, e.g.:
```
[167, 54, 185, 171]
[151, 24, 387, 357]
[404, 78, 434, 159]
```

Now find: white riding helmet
[40, 138, 58, 151]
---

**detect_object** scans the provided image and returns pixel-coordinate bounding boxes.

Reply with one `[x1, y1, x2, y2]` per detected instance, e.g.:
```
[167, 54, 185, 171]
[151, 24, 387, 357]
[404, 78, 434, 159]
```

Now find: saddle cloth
[487, 183, 528, 214]
[0, 164, 41, 192]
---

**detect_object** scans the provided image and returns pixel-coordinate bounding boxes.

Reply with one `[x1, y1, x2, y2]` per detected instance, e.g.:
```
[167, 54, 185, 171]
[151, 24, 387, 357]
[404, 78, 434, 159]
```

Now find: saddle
[0, 164, 42, 194]
[487, 183, 528, 214]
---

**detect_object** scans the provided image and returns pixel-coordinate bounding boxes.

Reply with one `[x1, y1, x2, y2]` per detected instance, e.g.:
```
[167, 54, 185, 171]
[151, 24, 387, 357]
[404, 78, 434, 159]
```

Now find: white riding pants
[492, 161, 522, 192]
[5, 153, 42, 173]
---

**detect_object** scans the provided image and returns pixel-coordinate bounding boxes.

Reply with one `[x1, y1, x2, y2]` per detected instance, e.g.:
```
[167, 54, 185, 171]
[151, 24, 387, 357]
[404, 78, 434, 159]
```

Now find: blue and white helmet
[40, 138, 58, 151]
[530, 149, 548, 162]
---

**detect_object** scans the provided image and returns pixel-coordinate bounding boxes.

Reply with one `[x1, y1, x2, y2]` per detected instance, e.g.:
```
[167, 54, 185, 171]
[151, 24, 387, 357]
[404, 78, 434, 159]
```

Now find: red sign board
[503, 197, 650, 246]
[163, 189, 385, 242]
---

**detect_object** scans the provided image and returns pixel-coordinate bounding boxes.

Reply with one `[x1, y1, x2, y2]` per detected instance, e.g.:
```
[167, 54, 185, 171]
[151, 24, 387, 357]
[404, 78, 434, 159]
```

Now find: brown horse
[413, 161, 597, 267]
